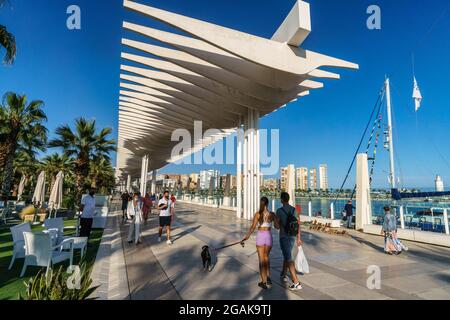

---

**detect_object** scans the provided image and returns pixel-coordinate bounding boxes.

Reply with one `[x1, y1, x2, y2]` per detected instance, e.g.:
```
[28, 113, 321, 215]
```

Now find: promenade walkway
[91, 201, 450, 300]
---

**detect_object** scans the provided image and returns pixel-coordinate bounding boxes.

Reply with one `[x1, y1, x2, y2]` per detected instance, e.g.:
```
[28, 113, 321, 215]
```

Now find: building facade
[280, 167, 289, 190]
[296, 167, 308, 190]
[319, 164, 329, 190]
[199, 170, 220, 189]
[263, 178, 278, 189]
[309, 168, 318, 190]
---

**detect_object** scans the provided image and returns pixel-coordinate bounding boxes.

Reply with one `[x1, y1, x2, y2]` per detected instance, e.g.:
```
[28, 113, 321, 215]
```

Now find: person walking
[127, 192, 143, 245]
[142, 192, 153, 225]
[241, 197, 279, 290]
[275, 192, 303, 291]
[79, 188, 97, 240]
[381, 205, 401, 255]
[158, 190, 174, 245]
[344, 200, 356, 229]
[121, 191, 130, 222]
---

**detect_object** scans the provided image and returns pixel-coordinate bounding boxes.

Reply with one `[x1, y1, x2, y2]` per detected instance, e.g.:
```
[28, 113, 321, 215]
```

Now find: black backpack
[281, 206, 299, 236]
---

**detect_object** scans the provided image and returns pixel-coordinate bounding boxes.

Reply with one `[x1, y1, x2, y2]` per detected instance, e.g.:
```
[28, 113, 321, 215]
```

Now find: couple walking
[241, 192, 303, 291]
[126, 190, 175, 245]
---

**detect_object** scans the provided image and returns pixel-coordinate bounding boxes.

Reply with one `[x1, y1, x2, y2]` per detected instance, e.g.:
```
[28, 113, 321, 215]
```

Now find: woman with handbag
[381, 205, 401, 255]
[127, 192, 143, 245]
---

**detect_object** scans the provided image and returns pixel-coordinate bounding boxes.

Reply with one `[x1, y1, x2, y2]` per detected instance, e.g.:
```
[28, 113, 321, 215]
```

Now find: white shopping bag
[294, 246, 310, 274]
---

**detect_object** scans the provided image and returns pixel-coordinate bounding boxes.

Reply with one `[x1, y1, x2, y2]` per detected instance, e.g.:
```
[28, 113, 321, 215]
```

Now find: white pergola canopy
[116, 0, 358, 179]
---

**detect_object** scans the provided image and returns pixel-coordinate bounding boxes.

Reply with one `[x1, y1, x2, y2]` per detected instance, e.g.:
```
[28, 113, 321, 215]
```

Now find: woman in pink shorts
[241, 197, 279, 290]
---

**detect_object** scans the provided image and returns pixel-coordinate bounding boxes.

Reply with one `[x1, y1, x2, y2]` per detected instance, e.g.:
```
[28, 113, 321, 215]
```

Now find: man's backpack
[281, 206, 299, 236]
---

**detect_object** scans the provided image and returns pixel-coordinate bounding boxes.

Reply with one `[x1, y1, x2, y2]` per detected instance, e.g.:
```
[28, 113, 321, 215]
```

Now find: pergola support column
[151, 170, 157, 195]
[242, 109, 260, 221]
[126, 174, 131, 192]
[140, 155, 149, 195]
[236, 119, 243, 218]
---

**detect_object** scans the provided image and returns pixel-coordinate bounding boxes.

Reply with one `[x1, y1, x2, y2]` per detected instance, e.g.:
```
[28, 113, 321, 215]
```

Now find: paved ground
[92, 201, 450, 300]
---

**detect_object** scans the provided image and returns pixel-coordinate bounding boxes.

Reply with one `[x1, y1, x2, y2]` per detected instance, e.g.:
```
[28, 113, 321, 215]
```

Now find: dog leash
[212, 241, 245, 252]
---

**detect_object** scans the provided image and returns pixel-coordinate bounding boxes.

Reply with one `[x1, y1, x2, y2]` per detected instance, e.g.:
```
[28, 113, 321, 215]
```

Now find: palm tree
[0, 92, 47, 198]
[40, 153, 74, 191]
[0, 0, 16, 64]
[12, 149, 39, 196]
[88, 156, 114, 192]
[48, 118, 115, 202]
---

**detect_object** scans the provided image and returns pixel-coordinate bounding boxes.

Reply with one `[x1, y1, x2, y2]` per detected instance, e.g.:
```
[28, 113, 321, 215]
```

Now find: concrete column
[241, 109, 260, 221]
[126, 174, 131, 192]
[243, 116, 248, 220]
[140, 155, 149, 195]
[255, 111, 261, 216]
[356, 153, 372, 231]
[151, 170, 157, 194]
[236, 121, 242, 217]
[223, 174, 231, 207]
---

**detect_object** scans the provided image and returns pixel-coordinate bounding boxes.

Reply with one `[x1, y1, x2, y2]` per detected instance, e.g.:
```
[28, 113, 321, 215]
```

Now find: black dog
[201, 246, 212, 272]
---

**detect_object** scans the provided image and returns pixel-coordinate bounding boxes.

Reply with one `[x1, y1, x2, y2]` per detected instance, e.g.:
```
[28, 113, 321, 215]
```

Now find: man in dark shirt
[344, 200, 356, 229]
[121, 191, 130, 222]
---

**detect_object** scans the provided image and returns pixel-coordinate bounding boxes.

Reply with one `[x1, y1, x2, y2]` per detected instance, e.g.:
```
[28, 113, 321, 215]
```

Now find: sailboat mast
[385, 78, 397, 189]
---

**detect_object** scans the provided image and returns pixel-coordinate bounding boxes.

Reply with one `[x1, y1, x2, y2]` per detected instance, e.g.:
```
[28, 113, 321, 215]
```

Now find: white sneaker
[158, 237, 162, 243]
[289, 282, 303, 291]
[281, 274, 289, 283]
[166, 240, 173, 245]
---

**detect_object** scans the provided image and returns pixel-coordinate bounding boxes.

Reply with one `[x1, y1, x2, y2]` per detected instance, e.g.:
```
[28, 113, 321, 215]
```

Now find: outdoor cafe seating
[20, 231, 74, 277]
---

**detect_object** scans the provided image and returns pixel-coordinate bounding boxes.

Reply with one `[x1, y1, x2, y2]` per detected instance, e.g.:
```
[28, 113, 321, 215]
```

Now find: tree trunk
[0, 143, 9, 171]
[1, 150, 15, 198]
[91, 175, 98, 189]
[74, 157, 90, 206]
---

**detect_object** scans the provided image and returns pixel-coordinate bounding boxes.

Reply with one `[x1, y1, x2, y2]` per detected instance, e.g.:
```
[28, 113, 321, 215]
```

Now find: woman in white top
[127, 192, 143, 245]
[241, 197, 279, 290]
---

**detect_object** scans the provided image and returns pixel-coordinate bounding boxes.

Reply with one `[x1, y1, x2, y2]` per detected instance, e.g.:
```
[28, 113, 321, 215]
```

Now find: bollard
[444, 208, 449, 235]
[330, 202, 335, 220]
[399, 206, 405, 229]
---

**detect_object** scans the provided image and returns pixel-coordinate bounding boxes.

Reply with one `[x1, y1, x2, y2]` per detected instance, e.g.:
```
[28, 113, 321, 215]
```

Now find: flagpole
[385, 78, 397, 190]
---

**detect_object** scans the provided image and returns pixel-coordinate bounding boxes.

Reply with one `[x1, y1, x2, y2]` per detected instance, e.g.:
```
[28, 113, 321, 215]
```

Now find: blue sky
[1, 0, 450, 189]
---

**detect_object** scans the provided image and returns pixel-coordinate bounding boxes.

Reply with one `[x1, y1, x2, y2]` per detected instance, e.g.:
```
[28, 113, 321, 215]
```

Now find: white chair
[44, 217, 87, 257]
[8, 222, 31, 269]
[1, 207, 13, 224]
[43, 218, 66, 244]
[0, 208, 5, 224]
[20, 232, 74, 277]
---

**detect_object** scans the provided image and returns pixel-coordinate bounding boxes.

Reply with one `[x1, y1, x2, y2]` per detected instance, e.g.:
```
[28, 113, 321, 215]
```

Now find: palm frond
[0, 24, 16, 64]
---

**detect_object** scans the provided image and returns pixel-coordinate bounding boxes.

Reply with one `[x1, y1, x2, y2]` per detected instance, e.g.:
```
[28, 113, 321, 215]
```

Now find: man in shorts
[158, 190, 174, 245]
[276, 192, 303, 291]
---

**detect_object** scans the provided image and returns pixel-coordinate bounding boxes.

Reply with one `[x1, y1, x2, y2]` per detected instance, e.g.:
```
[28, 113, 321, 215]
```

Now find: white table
[70, 237, 88, 257]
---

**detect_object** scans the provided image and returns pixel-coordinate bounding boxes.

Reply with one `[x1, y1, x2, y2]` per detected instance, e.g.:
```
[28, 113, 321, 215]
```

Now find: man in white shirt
[158, 190, 174, 245]
[79, 188, 96, 239]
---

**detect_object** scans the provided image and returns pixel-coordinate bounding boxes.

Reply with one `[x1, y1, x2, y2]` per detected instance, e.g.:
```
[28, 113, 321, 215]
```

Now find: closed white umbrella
[17, 175, 27, 201]
[48, 171, 64, 218]
[32, 171, 46, 208]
